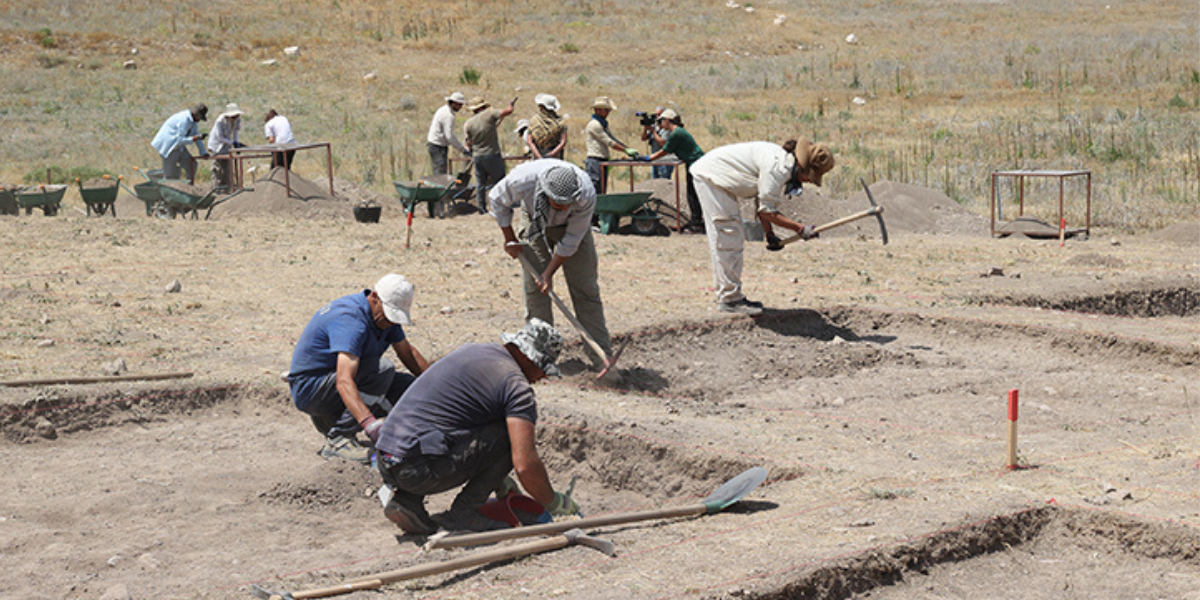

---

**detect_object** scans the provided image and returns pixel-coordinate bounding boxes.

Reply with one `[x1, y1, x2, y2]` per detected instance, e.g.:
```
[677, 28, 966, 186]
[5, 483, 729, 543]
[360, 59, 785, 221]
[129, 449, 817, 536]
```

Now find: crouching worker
[287, 274, 429, 464]
[376, 319, 581, 534]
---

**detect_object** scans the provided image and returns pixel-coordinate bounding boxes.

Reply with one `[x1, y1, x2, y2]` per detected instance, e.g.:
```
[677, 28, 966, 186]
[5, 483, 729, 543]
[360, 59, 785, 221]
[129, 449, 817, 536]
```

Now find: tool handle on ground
[426, 503, 706, 550]
[0, 372, 194, 388]
[348, 536, 570, 587]
[778, 206, 884, 247]
[516, 253, 610, 362]
[291, 579, 382, 599]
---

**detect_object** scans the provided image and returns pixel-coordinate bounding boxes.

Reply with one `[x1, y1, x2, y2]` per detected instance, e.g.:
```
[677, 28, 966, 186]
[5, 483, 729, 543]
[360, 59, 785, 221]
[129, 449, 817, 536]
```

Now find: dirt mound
[81, 178, 118, 189]
[1144, 221, 1199, 246]
[211, 167, 354, 220]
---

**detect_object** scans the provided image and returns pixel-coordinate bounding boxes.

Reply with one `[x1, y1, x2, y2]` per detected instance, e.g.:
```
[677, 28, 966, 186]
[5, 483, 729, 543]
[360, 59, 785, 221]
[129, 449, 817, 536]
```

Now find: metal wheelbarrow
[0, 187, 17, 216]
[393, 179, 451, 219]
[75, 175, 122, 217]
[14, 184, 68, 216]
[117, 167, 165, 217]
[594, 191, 660, 235]
[151, 180, 253, 220]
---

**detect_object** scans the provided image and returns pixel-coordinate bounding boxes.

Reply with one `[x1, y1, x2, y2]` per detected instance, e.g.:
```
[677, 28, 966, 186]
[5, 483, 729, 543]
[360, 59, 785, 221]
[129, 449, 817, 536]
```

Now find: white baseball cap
[374, 273, 414, 325]
[445, 92, 466, 104]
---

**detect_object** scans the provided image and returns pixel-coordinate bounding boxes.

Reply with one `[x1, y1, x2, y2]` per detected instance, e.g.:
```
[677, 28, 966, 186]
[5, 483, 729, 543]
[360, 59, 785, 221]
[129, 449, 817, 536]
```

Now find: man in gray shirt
[463, 97, 516, 212]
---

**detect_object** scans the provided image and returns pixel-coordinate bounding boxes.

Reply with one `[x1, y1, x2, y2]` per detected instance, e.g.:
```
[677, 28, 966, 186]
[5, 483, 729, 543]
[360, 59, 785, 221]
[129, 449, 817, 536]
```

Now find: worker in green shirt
[643, 109, 706, 233]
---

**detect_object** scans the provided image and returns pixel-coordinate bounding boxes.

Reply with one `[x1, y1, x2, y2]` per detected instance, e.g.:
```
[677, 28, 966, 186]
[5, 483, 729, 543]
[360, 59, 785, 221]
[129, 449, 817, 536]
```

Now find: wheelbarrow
[0, 187, 17, 216]
[594, 191, 660, 235]
[151, 180, 253, 220]
[393, 179, 451, 219]
[14, 184, 68, 216]
[116, 167, 165, 217]
[75, 176, 122, 217]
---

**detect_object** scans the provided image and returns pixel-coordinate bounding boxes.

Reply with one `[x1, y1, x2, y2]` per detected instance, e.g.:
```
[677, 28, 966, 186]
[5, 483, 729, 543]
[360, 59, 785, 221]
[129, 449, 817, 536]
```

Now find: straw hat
[591, 96, 616, 110]
[466, 97, 489, 112]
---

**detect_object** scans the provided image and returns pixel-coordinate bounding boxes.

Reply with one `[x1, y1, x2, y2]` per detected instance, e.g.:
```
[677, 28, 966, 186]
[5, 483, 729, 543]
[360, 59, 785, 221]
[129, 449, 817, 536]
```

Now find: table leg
[326, 143, 334, 196]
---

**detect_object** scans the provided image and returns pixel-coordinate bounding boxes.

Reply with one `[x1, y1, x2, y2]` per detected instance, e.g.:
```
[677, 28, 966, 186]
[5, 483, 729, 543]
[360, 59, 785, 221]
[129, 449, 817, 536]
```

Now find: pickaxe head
[249, 584, 293, 600]
[859, 177, 889, 245]
[562, 528, 616, 556]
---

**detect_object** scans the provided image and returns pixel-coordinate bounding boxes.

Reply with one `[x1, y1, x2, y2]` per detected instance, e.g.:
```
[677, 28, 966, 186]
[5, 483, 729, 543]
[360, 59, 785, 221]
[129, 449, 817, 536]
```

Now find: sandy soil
[0, 178, 1197, 600]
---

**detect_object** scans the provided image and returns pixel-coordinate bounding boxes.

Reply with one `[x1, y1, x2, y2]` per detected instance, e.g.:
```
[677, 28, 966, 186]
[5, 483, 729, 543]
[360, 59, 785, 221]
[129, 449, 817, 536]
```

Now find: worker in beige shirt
[583, 97, 639, 194]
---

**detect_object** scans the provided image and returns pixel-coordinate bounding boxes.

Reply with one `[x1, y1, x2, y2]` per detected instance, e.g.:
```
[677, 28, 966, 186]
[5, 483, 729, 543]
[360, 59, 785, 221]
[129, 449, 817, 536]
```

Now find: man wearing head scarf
[488, 159, 615, 372]
[150, 103, 209, 182]
[427, 92, 471, 176]
[526, 94, 567, 160]
[376, 319, 581, 534]
[689, 139, 835, 315]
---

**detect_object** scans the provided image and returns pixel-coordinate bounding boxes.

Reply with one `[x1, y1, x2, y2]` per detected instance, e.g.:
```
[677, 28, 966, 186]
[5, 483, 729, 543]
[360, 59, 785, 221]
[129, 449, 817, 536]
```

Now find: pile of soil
[80, 178, 118, 190]
[157, 179, 209, 197]
[211, 167, 353, 220]
[634, 178, 990, 238]
[1144, 221, 1199, 246]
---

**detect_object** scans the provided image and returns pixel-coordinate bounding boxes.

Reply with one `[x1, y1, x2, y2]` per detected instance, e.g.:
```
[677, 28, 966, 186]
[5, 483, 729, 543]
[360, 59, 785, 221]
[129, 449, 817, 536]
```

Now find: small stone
[982, 267, 1004, 277]
[499, 290, 511, 299]
[106, 555, 123, 568]
[136, 553, 160, 569]
[1101, 481, 1117, 494]
[260, 59, 278, 67]
[1083, 495, 1111, 506]
[463, 261, 479, 268]
[907, 450, 920, 461]
[830, 397, 845, 407]
[831, 335, 846, 344]
[440, 306, 454, 315]
[35, 419, 57, 439]
[283, 46, 300, 56]
[99, 584, 132, 600]
[1114, 489, 1133, 501]
[849, 518, 875, 527]
[40, 314, 51, 325]
[37, 339, 55, 348]
[122, 59, 136, 70]
[104, 357, 127, 376]
[164, 279, 182, 294]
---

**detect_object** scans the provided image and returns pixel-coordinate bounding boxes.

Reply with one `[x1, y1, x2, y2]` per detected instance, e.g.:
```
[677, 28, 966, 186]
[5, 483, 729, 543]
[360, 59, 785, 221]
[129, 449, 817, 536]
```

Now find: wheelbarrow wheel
[631, 210, 660, 236]
[153, 201, 173, 220]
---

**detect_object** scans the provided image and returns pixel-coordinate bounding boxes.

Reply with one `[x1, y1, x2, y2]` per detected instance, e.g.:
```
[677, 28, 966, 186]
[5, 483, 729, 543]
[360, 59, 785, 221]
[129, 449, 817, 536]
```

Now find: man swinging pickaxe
[770, 178, 889, 247]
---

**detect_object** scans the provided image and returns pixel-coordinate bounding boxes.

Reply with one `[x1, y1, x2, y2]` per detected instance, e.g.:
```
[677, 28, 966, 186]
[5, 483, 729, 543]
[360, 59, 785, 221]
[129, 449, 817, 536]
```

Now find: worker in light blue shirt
[151, 104, 209, 181]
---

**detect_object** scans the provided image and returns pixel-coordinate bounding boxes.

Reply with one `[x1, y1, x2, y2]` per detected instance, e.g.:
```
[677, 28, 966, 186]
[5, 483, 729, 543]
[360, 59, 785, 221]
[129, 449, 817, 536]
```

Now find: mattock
[517, 250, 629, 379]
[779, 177, 890, 246]
[248, 529, 614, 600]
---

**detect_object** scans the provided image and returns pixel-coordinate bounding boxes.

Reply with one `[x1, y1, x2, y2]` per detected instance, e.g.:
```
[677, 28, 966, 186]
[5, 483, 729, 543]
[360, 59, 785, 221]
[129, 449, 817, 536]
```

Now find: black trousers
[378, 421, 512, 513]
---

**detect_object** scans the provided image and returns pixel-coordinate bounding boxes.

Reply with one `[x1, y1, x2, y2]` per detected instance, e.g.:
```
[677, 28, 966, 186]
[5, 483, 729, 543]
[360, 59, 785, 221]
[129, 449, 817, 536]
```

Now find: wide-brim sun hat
[591, 96, 616, 110]
[466, 97, 489, 111]
[446, 91, 467, 104]
[501, 318, 563, 377]
[796, 138, 835, 187]
[223, 103, 244, 117]
[374, 273, 414, 325]
[535, 93, 560, 113]
[514, 119, 530, 133]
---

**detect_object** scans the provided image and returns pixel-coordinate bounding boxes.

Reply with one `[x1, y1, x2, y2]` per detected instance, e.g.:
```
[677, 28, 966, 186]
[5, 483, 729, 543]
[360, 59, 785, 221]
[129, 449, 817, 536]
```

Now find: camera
[635, 111, 657, 128]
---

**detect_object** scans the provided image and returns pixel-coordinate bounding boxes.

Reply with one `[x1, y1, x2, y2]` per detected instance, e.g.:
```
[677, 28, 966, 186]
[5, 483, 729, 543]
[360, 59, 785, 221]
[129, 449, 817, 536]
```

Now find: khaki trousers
[522, 225, 612, 364]
[693, 175, 746, 304]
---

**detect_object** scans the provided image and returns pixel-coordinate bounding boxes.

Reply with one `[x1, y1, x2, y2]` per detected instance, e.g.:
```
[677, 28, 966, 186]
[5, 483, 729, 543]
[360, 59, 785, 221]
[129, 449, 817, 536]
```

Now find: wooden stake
[0, 372, 194, 388]
[1006, 389, 1019, 469]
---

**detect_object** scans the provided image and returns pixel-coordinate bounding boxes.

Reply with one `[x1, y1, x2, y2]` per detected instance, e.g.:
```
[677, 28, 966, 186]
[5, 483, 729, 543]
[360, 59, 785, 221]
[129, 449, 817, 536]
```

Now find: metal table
[990, 169, 1091, 237]
[601, 158, 685, 232]
[229, 142, 335, 197]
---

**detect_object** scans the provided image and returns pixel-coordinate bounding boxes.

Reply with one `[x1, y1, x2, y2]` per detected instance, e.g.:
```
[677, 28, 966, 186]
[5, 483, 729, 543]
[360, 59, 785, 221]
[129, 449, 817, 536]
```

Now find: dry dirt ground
[1, 177, 1197, 600]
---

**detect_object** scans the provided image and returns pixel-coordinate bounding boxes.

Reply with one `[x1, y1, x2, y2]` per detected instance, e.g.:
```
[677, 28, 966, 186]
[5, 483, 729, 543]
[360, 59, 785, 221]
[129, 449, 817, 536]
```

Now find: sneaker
[385, 493, 439, 535]
[318, 436, 371, 464]
[438, 508, 510, 533]
[719, 298, 764, 316]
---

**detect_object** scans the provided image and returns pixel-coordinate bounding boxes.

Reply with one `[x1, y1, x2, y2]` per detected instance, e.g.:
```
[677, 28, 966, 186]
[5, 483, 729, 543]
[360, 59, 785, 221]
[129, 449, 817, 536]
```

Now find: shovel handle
[426, 503, 705, 550]
[516, 253, 611, 364]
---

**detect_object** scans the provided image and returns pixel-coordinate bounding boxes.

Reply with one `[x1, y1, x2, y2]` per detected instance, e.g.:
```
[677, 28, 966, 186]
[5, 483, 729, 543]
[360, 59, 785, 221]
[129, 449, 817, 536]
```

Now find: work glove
[765, 234, 783, 251]
[624, 148, 639, 158]
[799, 224, 819, 241]
[546, 491, 581, 517]
[494, 475, 520, 498]
[359, 415, 384, 443]
[638, 155, 652, 162]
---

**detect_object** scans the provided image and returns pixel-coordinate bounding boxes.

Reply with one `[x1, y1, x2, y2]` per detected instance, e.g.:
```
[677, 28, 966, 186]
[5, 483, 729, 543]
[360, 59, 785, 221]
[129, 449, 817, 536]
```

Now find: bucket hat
[501, 318, 563, 377]
[795, 138, 835, 187]
[535, 93, 560, 113]
[445, 91, 467, 104]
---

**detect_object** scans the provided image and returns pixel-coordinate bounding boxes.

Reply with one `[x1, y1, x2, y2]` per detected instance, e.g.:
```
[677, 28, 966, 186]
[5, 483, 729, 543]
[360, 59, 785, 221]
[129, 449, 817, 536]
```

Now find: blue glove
[639, 155, 652, 162]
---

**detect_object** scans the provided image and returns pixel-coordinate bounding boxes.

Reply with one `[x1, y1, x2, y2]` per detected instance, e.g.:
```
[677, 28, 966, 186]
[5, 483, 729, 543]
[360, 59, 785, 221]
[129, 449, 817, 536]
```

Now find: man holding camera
[639, 107, 674, 180]
[641, 109, 706, 233]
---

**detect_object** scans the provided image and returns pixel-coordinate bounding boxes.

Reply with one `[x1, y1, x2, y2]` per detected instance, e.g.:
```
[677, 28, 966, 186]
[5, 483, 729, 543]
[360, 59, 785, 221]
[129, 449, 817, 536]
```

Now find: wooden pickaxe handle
[777, 205, 884, 247]
[517, 253, 613, 367]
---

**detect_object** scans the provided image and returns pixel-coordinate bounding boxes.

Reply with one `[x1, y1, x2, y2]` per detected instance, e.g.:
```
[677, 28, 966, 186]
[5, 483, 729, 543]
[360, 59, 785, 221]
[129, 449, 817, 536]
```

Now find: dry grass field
[1, 0, 1197, 230]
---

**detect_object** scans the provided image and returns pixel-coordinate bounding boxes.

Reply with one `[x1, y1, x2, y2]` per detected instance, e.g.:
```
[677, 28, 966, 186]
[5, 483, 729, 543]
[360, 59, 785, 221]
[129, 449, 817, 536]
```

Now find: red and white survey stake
[1006, 389, 1020, 470]
[1059, 218, 1066, 247]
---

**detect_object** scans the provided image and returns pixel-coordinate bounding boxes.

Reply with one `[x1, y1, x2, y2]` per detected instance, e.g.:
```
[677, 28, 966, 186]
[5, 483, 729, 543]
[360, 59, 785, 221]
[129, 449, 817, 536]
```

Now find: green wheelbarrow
[152, 180, 253, 220]
[118, 167, 166, 217]
[75, 176, 121, 217]
[393, 178, 451, 219]
[0, 187, 17, 216]
[14, 184, 68, 216]
[594, 191, 660, 235]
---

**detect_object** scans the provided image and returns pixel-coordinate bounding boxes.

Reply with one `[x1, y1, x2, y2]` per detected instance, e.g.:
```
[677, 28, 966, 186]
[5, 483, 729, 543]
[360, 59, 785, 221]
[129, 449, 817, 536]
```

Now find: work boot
[438, 508, 509, 533]
[384, 492, 439, 535]
[718, 298, 764, 316]
[318, 435, 371, 464]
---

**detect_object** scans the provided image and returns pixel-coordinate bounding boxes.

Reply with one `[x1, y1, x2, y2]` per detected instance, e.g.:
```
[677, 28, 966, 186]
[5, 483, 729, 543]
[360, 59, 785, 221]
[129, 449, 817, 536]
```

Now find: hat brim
[501, 332, 560, 377]
[382, 304, 412, 326]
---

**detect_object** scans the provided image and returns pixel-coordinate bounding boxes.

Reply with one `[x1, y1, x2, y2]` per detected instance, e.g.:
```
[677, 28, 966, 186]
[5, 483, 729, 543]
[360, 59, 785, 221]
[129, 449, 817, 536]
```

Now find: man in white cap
[527, 94, 567, 160]
[206, 103, 245, 190]
[584, 96, 639, 193]
[489, 159, 615, 374]
[427, 92, 471, 176]
[150, 103, 208, 182]
[463, 96, 516, 212]
[287, 274, 431, 463]
[376, 319, 580, 534]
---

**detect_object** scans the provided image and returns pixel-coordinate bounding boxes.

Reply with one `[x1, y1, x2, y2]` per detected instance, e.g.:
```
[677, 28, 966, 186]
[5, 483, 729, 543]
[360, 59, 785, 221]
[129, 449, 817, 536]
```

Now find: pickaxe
[248, 528, 613, 600]
[516, 250, 629, 379]
[779, 177, 889, 246]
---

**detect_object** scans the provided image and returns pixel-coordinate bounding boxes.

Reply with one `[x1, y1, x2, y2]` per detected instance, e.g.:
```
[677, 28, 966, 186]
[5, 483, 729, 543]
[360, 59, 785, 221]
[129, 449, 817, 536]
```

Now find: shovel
[426, 466, 768, 550]
[516, 251, 628, 379]
[249, 528, 613, 600]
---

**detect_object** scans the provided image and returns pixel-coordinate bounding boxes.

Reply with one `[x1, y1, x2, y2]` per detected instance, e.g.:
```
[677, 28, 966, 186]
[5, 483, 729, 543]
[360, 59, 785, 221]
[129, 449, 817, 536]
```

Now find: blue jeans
[296, 359, 415, 440]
